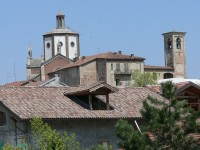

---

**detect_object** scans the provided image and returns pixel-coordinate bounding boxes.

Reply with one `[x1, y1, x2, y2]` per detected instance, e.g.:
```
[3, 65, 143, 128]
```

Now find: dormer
[64, 82, 118, 110]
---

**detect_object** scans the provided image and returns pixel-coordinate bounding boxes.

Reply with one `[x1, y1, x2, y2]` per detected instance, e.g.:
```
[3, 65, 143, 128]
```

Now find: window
[164, 73, 173, 79]
[70, 42, 75, 47]
[176, 38, 181, 49]
[46, 43, 50, 48]
[111, 64, 113, 70]
[0, 112, 6, 126]
[67, 95, 114, 110]
[59, 18, 62, 27]
[124, 63, 128, 73]
[167, 38, 172, 49]
[116, 63, 120, 72]
[116, 79, 121, 86]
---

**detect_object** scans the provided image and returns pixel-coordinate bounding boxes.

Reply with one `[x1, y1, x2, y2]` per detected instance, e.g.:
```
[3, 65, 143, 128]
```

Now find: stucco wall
[144, 69, 174, 80]
[106, 60, 144, 86]
[46, 119, 119, 150]
[0, 106, 27, 147]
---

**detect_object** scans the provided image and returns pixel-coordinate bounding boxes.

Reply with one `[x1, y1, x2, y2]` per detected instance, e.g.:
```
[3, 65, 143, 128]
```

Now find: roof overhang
[64, 82, 118, 96]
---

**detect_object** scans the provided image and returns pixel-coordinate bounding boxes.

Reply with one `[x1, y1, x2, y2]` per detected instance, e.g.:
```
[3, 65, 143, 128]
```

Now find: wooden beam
[177, 95, 199, 99]
[89, 95, 93, 110]
[106, 94, 109, 110]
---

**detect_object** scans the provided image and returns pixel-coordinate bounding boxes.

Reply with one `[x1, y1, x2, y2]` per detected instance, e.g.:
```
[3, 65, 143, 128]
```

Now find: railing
[188, 102, 200, 111]
[114, 69, 133, 74]
[188, 103, 199, 107]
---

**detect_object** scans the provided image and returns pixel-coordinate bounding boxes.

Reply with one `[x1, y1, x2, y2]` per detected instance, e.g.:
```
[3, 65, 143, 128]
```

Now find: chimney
[118, 51, 122, 54]
[81, 56, 85, 60]
[130, 54, 134, 58]
[73, 56, 79, 62]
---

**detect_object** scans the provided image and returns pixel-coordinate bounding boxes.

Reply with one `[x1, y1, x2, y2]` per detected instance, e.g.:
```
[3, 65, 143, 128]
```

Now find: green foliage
[2, 144, 15, 150]
[116, 81, 200, 150]
[131, 70, 157, 87]
[115, 119, 151, 150]
[30, 117, 80, 150]
[2, 144, 23, 150]
[161, 81, 176, 100]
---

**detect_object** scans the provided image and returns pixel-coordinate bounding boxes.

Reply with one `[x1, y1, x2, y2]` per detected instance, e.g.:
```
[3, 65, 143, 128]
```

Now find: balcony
[114, 69, 133, 75]
[188, 102, 200, 111]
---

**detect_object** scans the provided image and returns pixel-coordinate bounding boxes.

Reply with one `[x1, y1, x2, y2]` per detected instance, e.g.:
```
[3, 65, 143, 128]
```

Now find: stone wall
[80, 61, 97, 85]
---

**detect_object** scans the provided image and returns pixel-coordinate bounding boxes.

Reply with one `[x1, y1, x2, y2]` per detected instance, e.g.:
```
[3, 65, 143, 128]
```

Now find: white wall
[44, 37, 52, 60]
[54, 36, 66, 56]
[68, 36, 78, 59]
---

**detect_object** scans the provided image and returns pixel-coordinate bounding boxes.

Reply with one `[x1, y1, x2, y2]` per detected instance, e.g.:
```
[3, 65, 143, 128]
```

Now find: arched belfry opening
[176, 38, 181, 49]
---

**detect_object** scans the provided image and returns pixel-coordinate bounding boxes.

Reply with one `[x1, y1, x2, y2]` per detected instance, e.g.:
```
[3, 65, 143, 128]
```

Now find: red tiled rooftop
[144, 65, 174, 70]
[4, 80, 27, 86]
[147, 81, 193, 94]
[0, 84, 166, 120]
[61, 52, 145, 70]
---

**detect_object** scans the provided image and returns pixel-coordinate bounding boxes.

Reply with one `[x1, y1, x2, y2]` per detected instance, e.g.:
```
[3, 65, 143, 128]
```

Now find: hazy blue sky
[0, 0, 200, 84]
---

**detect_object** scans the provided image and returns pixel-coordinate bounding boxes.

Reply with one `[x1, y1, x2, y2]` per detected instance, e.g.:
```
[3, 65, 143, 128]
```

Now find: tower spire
[56, 11, 65, 29]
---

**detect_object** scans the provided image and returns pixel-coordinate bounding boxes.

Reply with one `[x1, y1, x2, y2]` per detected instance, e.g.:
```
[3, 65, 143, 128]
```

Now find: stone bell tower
[162, 32, 187, 78]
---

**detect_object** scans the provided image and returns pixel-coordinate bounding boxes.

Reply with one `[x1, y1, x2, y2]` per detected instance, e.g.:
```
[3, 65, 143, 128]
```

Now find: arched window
[0, 111, 6, 126]
[164, 73, 173, 79]
[176, 38, 181, 49]
[167, 38, 172, 49]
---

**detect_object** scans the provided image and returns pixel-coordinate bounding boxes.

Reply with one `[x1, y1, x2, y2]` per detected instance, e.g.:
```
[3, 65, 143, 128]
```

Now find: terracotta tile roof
[146, 85, 161, 93]
[176, 81, 190, 89]
[0, 85, 166, 120]
[147, 81, 200, 94]
[41, 53, 72, 66]
[144, 65, 174, 70]
[4, 81, 27, 86]
[64, 82, 118, 95]
[61, 52, 145, 70]
[4, 79, 47, 87]
[24, 80, 48, 86]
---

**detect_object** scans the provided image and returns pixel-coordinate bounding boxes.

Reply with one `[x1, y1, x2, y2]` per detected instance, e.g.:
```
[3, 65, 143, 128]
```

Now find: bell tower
[43, 11, 80, 61]
[162, 32, 187, 78]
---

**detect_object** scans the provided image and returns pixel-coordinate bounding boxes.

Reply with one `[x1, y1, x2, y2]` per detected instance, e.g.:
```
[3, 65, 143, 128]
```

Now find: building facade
[26, 12, 187, 86]
[0, 83, 166, 149]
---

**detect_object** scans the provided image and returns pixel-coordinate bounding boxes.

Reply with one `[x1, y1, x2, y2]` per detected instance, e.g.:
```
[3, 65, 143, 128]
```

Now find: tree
[2, 144, 23, 150]
[116, 81, 200, 150]
[131, 70, 157, 87]
[30, 118, 80, 150]
[115, 119, 151, 150]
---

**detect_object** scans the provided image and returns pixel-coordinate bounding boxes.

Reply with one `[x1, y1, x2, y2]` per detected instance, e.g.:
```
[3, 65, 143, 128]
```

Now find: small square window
[0, 112, 6, 126]
[111, 64, 113, 70]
